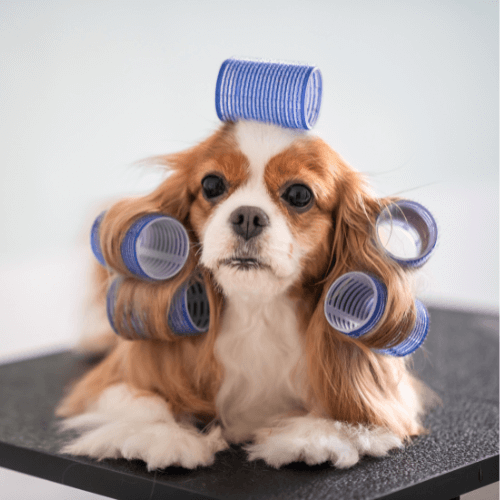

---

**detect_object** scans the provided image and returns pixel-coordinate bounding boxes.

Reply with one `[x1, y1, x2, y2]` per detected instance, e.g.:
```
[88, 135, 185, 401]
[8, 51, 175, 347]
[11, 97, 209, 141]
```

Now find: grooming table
[0, 307, 498, 500]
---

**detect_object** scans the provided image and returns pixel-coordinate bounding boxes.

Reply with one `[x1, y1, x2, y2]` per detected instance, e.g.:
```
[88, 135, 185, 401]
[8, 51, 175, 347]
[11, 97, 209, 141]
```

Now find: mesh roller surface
[135, 216, 189, 280]
[325, 273, 385, 337]
[325, 272, 429, 356]
[186, 280, 210, 331]
[376, 200, 438, 268]
[167, 277, 210, 336]
[215, 58, 322, 130]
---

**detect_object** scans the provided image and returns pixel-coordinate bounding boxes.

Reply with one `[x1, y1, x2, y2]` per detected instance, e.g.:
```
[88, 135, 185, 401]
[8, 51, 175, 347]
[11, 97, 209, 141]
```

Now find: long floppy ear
[98, 124, 233, 274]
[327, 166, 416, 350]
[94, 127, 228, 342]
[57, 130, 228, 418]
[304, 160, 428, 438]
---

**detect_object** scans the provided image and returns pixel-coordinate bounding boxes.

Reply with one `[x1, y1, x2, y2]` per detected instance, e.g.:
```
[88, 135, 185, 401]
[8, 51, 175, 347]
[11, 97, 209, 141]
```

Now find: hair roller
[324, 271, 429, 356]
[91, 212, 190, 281]
[375, 200, 438, 268]
[106, 275, 210, 340]
[215, 58, 322, 130]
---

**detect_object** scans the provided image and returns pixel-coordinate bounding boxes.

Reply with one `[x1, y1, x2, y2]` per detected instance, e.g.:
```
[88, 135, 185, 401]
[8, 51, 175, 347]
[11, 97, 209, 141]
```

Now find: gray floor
[0, 468, 497, 499]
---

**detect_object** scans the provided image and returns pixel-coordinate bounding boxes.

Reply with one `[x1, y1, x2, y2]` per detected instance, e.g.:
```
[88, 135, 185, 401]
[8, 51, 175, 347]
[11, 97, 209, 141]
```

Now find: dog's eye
[202, 175, 227, 200]
[281, 184, 313, 211]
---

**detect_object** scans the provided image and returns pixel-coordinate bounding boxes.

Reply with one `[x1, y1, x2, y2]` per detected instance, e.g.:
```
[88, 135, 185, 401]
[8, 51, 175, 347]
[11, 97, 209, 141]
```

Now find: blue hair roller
[106, 278, 147, 340]
[324, 271, 429, 356]
[106, 276, 210, 339]
[90, 211, 107, 267]
[380, 299, 429, 357]
[375, 200, 438, 268]
[167, 276, 210, 336]
[215, 58, 322, 130]
[91, 212, 190, 281]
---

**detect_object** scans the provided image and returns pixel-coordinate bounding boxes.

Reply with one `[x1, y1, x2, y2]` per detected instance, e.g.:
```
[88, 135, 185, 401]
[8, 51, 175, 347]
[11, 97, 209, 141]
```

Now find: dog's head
[104, 120, 416, 340]
[81, 120, 426, 435]
[165, 121, 413, 316]
[190, 121, 339, 298]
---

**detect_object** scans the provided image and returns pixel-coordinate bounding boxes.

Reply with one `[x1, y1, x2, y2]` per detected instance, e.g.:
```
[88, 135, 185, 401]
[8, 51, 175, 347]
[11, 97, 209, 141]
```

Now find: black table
[0, 307, 498, 500]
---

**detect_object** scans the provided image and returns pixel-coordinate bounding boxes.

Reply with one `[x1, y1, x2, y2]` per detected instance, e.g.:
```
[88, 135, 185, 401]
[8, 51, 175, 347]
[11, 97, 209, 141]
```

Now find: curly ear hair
[305, 158, 431, 439]
[93, 125, 237, 342]
[57, 130, 228, 419]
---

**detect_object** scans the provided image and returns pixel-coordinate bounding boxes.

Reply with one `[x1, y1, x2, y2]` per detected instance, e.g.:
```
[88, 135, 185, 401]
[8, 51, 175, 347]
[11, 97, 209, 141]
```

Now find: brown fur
[57, 122, 433, 442]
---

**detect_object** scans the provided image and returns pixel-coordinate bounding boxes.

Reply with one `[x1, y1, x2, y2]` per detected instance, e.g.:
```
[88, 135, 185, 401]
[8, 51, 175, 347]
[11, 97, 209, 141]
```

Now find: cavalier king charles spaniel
[57, 120, 433, 470]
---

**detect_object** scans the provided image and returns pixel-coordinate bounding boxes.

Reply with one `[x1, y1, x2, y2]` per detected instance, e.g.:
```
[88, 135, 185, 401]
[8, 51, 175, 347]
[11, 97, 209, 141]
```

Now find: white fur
[234, 120, 305, 179]
[205, 121, 310, 442]
[214, 292, 306, 443]
[205, 122, 403, 465]
[61, 384, 229, 470]
[201, 121, 307, 294]
[65, 121, 405, 470]
[200, 178, 302, 291]
[246, 415, 402, 468]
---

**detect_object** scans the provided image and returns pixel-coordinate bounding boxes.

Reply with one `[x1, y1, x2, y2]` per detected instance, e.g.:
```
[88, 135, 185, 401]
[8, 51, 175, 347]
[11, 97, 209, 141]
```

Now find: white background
[0, 1, 498, 498]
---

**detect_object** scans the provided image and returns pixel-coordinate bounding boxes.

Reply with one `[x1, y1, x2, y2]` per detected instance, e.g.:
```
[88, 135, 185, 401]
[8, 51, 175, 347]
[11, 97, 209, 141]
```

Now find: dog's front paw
[343, 424, 403, 457]
[120, 423, 228, 470]
[246, 415, 404, 469]
[60, 384, 229, 470]
[245, 416, 360, 469]
[63, 415, 228, 470]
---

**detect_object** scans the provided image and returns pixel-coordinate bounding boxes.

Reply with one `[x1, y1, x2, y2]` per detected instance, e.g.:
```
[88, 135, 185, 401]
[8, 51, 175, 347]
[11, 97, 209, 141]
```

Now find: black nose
[229, 206, 270, 241]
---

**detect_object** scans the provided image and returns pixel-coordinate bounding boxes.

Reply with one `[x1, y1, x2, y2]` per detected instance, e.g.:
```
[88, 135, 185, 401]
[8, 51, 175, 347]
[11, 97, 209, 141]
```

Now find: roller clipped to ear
[91, 211, 190, 281]
[324, 271, 429, 357]
[375, 200, 438, 269]
[106, 274, 210, 340]
[323, 200, 437, 356]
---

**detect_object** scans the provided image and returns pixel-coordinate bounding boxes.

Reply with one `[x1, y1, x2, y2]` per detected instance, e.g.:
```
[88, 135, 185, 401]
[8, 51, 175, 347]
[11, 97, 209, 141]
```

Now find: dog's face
[186, 121, 339, 297]
[58, 120, 427, 462]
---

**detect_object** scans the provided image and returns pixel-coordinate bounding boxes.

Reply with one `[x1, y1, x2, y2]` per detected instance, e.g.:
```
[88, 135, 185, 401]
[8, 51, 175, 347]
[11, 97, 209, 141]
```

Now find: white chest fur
[214, 292, 306, 442]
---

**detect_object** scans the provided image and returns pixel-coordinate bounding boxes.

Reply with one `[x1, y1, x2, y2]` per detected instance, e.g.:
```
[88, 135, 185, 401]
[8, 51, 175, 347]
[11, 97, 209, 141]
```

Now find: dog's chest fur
[214, 292, 306, 442]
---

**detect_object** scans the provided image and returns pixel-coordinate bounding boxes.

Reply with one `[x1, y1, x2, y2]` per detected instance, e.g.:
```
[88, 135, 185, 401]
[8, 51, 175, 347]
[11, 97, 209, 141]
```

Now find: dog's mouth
[219, 256, 270, 271]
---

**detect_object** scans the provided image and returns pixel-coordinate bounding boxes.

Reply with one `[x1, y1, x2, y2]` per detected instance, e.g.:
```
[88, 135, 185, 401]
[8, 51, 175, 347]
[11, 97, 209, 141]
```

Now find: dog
[57, 120, 433, 470]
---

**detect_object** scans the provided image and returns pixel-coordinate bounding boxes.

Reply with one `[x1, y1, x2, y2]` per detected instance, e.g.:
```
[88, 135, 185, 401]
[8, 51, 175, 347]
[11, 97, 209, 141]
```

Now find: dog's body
[57, 121, 433, 469]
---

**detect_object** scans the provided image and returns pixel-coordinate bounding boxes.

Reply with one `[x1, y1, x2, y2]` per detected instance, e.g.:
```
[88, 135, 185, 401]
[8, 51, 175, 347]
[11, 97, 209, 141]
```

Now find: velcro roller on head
[215, 58, 322, 130]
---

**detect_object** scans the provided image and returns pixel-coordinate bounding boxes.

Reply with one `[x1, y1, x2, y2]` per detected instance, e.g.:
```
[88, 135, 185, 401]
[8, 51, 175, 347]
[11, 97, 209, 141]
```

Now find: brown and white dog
[57, 120, 434, 470]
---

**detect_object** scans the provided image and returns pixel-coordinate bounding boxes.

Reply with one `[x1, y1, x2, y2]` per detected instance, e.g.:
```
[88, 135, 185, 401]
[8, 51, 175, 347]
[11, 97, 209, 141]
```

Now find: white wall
[0, 0, 498, 331]
[1, 0, 497, 311]
[1, 0, 497, 313]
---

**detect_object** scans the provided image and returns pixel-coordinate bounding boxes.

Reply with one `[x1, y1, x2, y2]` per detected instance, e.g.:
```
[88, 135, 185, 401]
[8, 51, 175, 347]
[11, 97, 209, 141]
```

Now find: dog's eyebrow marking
[234, 121, 306, 185]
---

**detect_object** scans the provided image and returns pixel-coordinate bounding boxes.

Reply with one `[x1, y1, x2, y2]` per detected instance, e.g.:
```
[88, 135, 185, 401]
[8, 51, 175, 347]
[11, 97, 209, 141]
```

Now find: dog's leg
[60, 384, 228, 470]
[245, 414, 403, 468]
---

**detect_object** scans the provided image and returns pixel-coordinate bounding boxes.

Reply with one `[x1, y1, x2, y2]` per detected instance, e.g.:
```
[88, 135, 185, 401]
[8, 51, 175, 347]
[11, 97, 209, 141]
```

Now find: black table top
[0, 306, 498, 500]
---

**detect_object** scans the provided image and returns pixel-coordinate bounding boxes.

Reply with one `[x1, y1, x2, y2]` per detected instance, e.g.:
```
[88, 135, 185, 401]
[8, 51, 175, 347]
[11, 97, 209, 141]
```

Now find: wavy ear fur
[305, 158, 431, 439]
[57, 129, 228, 419]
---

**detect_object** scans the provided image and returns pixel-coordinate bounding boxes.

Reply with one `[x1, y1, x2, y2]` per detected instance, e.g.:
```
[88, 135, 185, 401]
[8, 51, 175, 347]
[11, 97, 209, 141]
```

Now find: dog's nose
[229, 206, 269, 241]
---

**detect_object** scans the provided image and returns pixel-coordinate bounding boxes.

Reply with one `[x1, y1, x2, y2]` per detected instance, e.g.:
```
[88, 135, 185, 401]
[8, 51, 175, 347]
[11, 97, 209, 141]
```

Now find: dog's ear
[320, 164, 417, 350]
[304, 160, 425, 438]
[94, 127, 228, 342]
[97, 125, 232, 276]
